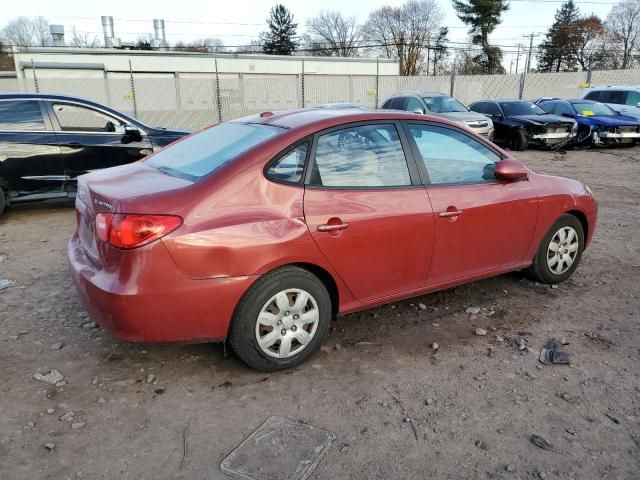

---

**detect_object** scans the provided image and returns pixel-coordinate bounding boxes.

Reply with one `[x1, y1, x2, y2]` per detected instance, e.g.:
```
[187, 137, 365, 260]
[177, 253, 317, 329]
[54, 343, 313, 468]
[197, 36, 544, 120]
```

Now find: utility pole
[398, 32, 405, 76]
[515, 43, 522, 75]
[523, 33, 540, 73]
[426, 37, 431, 76]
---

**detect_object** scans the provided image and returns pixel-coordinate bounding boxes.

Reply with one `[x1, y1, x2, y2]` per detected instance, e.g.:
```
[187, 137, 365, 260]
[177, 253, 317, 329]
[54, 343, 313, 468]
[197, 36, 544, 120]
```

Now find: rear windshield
[500, 101, 545, 116]
[146, 122, 285, 180]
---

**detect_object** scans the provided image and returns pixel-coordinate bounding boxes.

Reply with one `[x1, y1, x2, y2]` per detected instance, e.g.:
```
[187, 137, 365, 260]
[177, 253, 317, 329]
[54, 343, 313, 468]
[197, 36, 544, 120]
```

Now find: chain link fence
[2, 65, 639, 130]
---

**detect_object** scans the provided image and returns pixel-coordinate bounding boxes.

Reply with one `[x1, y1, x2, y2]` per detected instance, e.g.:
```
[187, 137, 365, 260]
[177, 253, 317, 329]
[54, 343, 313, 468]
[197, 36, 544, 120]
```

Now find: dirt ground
[1, 146, 639, 480]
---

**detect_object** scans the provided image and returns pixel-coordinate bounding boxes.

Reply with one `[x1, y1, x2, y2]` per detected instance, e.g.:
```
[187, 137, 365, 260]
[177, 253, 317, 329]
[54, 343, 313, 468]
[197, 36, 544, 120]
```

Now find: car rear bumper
[68, 233, 256, 343]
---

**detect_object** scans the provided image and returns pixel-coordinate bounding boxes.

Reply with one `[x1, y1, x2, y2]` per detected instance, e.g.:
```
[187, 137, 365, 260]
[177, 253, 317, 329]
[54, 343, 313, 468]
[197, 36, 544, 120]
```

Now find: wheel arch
[566, 209, 588, 242]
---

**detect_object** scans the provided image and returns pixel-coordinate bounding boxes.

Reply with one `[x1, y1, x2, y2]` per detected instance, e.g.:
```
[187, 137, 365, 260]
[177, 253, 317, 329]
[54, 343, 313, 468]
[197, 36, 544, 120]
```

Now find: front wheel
[529, 214, 584, 284]
[511, 129, 529, 151]
[229, 267, 331, 371]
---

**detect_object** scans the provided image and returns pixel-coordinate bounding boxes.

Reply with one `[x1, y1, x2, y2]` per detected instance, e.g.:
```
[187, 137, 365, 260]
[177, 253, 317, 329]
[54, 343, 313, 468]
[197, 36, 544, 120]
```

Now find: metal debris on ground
[0, 279, 15, 291]
[530, 434, 555, 452]
[33, 369, 65, 385]
[220, 416, 335, 480]
[539, 338, 571, 365]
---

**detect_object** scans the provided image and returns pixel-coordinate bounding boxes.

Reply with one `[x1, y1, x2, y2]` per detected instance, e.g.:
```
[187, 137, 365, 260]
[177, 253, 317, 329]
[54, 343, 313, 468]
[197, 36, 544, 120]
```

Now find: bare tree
[0, 16, 52, 47]
[606, 0, 640, 69]
[69, 27, 101, 48]
[572, 15, 605, 70]
[236, 40, 262, 54]
[301, 11, 362, 57]
[363, 0, 444, 75]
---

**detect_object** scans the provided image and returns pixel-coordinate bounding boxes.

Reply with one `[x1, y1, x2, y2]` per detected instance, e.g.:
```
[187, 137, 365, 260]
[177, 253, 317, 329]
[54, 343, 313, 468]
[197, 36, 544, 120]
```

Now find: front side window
[543, 102, 572, 115]
[600, 91, 626, 104]
[53, 103, 122, 132]
[267, 143, 308, 183]
[310, 124, 411, 188]
[625, 91, 640, 105]
[408, 124, 501, 185]
[147, 122, 285, 181]
[0, 100, 45, 131]
[405, 97, 424, 113]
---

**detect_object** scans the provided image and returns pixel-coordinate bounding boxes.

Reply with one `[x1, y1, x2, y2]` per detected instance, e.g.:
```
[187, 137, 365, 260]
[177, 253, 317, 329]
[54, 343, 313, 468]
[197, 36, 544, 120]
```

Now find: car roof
[233, 108, 444, 130]
[585, 85, 640, 91]
[0, 92, 101, 104]
[387, 92, 448, 97]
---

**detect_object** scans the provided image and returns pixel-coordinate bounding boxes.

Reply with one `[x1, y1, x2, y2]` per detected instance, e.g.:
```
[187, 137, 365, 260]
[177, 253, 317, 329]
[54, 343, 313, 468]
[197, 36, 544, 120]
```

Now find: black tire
[0, 188, 6, 218]
[529, 214, 584, 284]
[229, 266, 331, 371]
[510, 129, 529, 151]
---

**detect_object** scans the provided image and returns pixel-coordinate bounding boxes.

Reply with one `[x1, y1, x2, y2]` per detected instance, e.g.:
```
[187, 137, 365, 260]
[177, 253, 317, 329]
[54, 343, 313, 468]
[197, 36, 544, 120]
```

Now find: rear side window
[599, 90, 626, 104]
[267, 143, 308, 184]
[146, 122, 284, 181]
[310, 124, 411, 188]
[584, 91, 601, 101]
[0, 100, 45, 131]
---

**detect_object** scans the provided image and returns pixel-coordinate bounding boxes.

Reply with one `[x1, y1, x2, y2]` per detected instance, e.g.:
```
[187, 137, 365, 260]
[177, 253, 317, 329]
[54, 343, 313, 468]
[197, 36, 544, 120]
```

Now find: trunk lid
[75, 162, 192, 264]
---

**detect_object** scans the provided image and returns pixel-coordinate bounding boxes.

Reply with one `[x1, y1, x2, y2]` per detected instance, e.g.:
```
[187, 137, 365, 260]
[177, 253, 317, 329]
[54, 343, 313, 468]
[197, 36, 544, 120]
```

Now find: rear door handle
[317, 222, 350, 232]
[439, 210, 463, 218]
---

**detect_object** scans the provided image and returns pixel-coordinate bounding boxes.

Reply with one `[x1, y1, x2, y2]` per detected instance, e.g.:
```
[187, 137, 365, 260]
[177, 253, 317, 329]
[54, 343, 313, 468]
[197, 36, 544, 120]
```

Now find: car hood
[147, 126, 190, 137]
[430, 111, 492, 123]
[509, 114, 574, 126]
[577, 115, 640, 127]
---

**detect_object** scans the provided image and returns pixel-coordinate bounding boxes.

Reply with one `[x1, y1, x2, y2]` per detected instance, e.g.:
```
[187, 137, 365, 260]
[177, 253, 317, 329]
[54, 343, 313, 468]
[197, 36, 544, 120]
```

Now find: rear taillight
[95, 213, 182, 249]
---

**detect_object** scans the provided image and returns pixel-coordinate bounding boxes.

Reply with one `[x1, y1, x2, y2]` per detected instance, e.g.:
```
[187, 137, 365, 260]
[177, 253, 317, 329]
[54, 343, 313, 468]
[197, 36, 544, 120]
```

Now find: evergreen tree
[260, 5, 298, 55]
[452, 0, 509, 74]
[537, 0, 581, 72]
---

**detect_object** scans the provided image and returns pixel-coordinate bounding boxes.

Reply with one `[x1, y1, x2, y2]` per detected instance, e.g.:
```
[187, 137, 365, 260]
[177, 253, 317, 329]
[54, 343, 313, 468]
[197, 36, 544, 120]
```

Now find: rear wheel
[510, 129, 529, 151]
[529, 214, 584, 284]
[229, 267, 331, 371]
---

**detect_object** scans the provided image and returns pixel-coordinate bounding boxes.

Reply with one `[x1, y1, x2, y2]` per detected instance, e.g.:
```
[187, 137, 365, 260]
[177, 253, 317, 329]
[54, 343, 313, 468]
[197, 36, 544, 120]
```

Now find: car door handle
[317, 222, 350, 232]
[64, 142, 83, 149]
[439, 210, 463, 218]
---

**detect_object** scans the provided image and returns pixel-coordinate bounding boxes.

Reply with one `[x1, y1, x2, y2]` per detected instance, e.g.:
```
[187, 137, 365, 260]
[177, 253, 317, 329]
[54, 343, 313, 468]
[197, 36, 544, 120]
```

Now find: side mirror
[413, 107, 425, 115]
[494, 158, 528, 181]
[122, 125, 142, 143]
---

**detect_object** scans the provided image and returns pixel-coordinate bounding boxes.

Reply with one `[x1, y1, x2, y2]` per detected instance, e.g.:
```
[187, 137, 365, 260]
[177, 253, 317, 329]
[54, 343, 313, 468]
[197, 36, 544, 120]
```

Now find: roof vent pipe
[101, 16, 115, 47]
[50, 25, 65, 47]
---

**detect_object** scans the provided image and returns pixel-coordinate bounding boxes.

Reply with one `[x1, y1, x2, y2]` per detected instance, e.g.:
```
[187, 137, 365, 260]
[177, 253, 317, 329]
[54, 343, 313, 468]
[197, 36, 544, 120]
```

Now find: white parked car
[582, 86, 640, 119]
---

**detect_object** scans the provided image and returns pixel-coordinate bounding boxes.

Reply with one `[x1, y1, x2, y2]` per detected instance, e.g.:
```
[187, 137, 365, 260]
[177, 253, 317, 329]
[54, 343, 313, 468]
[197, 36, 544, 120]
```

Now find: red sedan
[69, 109, 597, 371]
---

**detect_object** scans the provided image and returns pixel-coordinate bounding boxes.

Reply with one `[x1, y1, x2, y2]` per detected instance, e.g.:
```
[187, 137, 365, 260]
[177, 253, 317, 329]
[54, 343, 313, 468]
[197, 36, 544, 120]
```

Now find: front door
[404, 122, 538, 287]
[303, 122, 434, 301]
[0, 99, 65, 201]
[46, 101, 153, 194]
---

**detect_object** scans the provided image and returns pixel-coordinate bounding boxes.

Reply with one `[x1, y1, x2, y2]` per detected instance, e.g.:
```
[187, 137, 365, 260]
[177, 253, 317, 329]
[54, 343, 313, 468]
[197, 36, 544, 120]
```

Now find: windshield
[500, 101, 546, 116]
[423, 96, 468, 113]
[571, 102, 617, 116]
[146, 122, 285, 180]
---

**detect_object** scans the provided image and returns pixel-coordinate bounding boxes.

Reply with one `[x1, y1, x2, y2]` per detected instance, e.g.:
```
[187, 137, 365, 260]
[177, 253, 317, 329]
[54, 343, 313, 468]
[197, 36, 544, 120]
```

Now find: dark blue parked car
[536, 98, 640, 147]
[0, 93, 189, 217]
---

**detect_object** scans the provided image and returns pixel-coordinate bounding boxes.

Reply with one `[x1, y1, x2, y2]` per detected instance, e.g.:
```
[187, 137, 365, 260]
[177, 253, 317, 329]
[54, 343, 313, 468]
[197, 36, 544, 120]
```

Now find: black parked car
[469, 99, 577, 151]
[0, 93, 189, 216]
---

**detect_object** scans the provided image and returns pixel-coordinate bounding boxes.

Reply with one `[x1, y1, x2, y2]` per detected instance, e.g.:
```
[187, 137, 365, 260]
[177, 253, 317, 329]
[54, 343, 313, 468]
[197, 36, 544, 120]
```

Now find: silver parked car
[380, 92, 494, 139]
[582, 86, 640, 119]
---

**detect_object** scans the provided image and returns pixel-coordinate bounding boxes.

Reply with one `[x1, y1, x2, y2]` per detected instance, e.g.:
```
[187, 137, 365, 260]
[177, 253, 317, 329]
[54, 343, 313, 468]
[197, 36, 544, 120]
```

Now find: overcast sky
[3, 0, 619, 71]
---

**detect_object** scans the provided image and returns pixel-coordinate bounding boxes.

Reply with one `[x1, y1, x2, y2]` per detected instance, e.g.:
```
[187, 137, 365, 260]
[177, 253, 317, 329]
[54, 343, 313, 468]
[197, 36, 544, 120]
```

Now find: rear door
[45, 100, 153, 194]
[404, 122, 538, 286]
[0, 99, 64, 201]
[303, 121, 435, 301]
